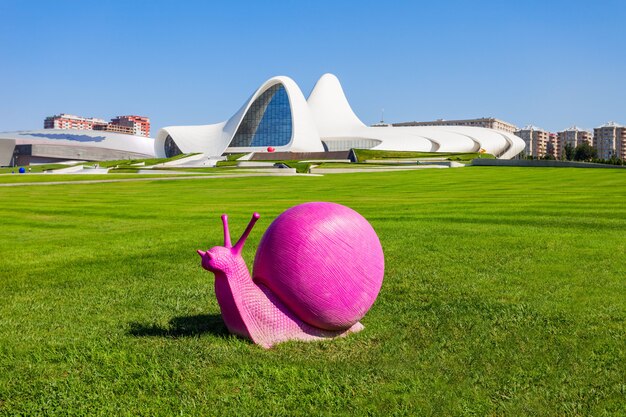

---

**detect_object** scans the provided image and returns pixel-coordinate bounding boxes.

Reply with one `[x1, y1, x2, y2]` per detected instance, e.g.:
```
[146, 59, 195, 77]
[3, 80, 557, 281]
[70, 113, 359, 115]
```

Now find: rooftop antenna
[380, 108, 385, 124]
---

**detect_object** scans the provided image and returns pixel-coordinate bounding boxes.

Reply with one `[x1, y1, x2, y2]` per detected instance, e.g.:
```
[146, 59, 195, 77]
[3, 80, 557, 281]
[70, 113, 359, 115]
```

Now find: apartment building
[557, 126, 593, 158]
[593, 122, 626, 160]
[110, 115, 151, 138]
[44, 114, 150, 137]
[44, 114, 107, 130]
[546, 133, 559, 158]
[93, 123, 135, 135]
[515, 125, 550, 158]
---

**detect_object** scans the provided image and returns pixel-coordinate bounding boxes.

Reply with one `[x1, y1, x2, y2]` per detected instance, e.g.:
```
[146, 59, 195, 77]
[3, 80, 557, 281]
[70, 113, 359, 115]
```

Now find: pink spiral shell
[252, 202, 384, 331]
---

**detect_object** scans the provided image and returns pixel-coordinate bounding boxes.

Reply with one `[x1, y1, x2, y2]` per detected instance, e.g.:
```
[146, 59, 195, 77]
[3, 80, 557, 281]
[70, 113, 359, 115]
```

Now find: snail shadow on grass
[128, 314, 229, 338]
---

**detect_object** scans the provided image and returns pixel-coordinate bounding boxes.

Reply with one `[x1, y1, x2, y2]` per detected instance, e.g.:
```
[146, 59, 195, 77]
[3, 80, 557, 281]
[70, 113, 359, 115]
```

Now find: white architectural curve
[308, 73, 366, 136]
[156, 76, 324, 158]
[155, 73, 525, 159]
[225, 76, 323, 153]
[0, 129, 155, 166]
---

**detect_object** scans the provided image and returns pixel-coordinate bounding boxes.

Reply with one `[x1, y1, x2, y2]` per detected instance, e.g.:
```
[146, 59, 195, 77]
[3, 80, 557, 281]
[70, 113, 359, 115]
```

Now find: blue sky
[1, 0, 625, 133]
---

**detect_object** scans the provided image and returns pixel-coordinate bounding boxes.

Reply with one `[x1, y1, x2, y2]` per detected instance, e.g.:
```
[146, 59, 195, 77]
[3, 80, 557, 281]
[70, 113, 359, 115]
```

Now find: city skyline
[1, 0, 625, 134]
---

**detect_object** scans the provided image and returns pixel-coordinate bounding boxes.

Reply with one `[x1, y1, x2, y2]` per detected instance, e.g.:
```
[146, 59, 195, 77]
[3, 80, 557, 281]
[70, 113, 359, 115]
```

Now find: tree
[607, 155, 624, 166]
[573, 142, 597, 162]
[563, 143, 575, 161]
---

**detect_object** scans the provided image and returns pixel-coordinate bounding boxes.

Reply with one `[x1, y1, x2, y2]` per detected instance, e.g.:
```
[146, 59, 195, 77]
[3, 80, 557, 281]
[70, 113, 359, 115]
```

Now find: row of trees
[561, 143, 624, 165]
[563, 142, 595, 161]
[524, 143, 624, 165]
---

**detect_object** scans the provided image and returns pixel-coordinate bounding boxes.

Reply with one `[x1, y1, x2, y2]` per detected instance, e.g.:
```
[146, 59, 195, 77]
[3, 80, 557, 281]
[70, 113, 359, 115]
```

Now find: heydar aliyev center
[156, 73, 524, 159]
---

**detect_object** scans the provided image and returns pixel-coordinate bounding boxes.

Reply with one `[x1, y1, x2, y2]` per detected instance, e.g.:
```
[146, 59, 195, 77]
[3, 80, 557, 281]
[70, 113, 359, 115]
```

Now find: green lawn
[90, 153, 198, 168]
[353, 149, 495, 161]
[216, 159, 313, 173]
[0, 167, 624, 415]
[0, 163, 75, 174]
[315, 162, 418, 168]
[0, 173, 197, 184]
[0, 153, 197, 175]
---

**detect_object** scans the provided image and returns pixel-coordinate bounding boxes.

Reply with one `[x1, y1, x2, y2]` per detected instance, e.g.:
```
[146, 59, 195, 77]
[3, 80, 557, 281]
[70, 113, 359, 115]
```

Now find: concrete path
[49, 165, 85, 174]
[311, 165, 449, 174]
[0, 172, 320, 187]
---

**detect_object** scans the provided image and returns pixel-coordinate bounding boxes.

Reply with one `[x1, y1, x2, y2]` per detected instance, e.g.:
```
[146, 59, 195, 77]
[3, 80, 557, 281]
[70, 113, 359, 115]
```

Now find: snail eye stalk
[221, 214, 232, 248]
[233, 212, 260, 254]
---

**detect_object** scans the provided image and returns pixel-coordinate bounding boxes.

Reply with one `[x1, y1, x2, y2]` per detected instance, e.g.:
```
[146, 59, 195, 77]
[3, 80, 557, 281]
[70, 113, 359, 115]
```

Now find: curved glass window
[230, 84, 292, 147]
[164, 135, 183, 157]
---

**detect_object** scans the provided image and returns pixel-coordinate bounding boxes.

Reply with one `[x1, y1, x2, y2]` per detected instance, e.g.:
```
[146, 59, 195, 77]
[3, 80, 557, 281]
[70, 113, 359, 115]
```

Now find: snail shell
[252, 202, 384, 330]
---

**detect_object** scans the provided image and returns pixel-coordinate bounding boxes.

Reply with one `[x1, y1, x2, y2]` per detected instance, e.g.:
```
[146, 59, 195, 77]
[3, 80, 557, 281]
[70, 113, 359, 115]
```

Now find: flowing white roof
[307, 73, 366, 136]
[0, 129, 155, 156]
[155, 74, 525, 159]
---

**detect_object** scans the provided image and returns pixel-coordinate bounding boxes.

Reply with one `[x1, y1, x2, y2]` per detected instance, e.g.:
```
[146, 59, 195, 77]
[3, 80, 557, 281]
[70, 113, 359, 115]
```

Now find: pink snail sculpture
[197, 202, 384, 348]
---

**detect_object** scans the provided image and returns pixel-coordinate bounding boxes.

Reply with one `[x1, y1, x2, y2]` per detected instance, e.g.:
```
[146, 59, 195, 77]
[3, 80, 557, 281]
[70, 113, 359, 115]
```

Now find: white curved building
[156, 73, 525, 159]
[0, 130, 155, 166]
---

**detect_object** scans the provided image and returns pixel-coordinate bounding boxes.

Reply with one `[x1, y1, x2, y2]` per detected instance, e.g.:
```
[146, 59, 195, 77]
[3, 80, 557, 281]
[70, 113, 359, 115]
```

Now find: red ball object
[267, 147, 275, 152]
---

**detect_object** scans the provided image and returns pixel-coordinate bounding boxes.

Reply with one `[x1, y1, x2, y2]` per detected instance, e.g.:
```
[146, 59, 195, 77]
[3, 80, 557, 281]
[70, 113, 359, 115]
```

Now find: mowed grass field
[0, 167, 624, 416]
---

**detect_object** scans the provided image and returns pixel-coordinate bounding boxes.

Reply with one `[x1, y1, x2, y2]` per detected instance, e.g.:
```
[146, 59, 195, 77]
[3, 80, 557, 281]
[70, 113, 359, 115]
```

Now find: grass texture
[0, 167, 624, 416]
[353, 149, 495, 161]
[215, 159, 313, 173]
[0, 163, 71, 174]
[84, 153, 197, 168]
[0, 174, 196, 184]
[0, 153, 196, 174]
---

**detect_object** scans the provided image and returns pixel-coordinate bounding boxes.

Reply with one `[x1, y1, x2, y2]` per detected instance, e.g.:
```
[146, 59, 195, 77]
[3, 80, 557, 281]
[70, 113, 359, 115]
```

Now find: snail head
[197, 212, 260, 273]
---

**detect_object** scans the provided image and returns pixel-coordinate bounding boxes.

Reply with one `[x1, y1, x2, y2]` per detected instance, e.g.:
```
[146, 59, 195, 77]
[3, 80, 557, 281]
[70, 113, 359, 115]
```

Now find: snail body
[197, 202, 384, 348]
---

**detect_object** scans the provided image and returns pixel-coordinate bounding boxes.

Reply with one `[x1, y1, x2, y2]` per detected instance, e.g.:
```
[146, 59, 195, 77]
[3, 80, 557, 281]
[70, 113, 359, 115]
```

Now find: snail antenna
[233, 212, 260, 254]
[221, 214, 232, 248]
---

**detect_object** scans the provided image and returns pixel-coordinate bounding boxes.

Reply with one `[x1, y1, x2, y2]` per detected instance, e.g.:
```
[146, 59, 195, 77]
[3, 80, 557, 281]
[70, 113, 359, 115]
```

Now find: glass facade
[230, 84, 292, 147]
[322, 138, 382, 151]
[164, 135, 183, 157]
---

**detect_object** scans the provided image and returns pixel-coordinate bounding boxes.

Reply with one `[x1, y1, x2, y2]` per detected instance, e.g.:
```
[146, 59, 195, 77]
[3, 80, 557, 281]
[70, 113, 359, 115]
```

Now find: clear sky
[1, 0, 625, 134]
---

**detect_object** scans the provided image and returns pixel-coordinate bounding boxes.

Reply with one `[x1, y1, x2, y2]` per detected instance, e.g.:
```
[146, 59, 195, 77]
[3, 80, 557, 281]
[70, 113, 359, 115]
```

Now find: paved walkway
[0, 172, 320, 187]
[310, 165, 449, 174]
